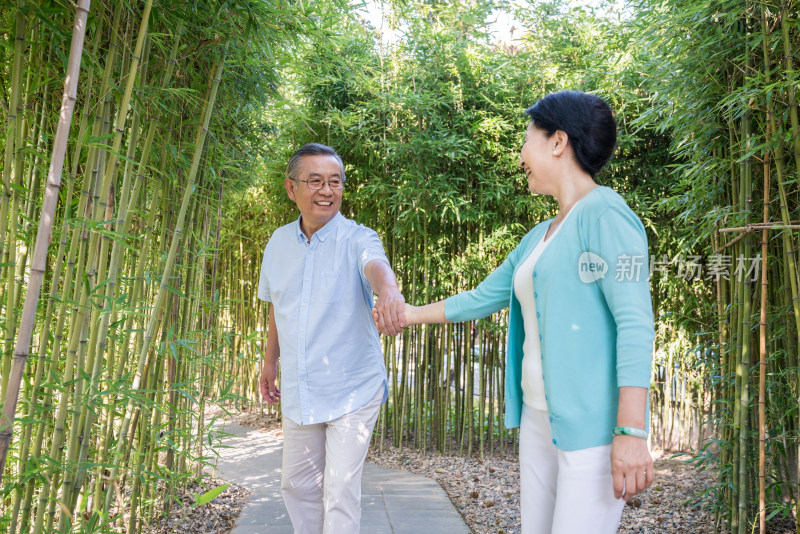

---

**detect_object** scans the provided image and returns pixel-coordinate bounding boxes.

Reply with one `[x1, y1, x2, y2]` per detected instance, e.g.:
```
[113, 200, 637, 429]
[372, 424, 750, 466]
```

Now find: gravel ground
[149, 405, 795, 533]
[140, 478, 251, 534]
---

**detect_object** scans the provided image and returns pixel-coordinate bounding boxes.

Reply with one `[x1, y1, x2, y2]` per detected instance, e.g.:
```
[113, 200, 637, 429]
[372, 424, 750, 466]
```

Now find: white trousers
[519, 405, 625, 534]
[280, 386, 383, 534]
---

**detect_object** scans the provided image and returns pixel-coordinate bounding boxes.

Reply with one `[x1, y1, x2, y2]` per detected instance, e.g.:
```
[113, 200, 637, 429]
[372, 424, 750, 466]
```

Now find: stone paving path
[208, 423, 472, 534]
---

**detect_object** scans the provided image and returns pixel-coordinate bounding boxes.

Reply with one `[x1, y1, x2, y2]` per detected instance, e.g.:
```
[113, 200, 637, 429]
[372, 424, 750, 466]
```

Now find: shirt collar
[295, 212, 342, 243]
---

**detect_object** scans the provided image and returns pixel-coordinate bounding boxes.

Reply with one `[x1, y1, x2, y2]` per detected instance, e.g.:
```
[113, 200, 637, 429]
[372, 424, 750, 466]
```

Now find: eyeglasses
[296, 178, 345, 190]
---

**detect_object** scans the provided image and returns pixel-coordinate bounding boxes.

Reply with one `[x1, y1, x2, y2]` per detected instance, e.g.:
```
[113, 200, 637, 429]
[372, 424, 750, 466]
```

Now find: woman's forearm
[405, 300, 449, 325]
[616, 386, 648, 430]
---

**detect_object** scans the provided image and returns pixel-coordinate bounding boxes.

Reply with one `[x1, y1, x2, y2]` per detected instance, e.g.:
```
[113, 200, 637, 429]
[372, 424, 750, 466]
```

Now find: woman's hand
[610, 434, 654, 501]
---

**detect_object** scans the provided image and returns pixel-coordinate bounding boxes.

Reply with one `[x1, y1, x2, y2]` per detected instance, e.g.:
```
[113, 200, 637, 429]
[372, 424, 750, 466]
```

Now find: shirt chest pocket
[318, 269, 351, 304]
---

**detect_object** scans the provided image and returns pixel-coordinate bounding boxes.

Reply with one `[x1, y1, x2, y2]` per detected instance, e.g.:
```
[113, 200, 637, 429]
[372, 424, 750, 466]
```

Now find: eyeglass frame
[294, 177, 346, 190]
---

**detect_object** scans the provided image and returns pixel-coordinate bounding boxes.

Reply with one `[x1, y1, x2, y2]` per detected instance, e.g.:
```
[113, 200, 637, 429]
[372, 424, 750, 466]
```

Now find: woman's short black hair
[525, 90, 617, 178]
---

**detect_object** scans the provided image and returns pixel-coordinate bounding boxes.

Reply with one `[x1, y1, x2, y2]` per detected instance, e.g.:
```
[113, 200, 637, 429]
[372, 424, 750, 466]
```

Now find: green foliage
[629, 0, 800, 529]
[226, 0, 678, 460]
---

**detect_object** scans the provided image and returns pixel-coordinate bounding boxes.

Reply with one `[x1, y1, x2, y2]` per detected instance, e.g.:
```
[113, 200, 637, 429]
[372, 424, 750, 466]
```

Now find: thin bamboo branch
[716, 223, 800, 252]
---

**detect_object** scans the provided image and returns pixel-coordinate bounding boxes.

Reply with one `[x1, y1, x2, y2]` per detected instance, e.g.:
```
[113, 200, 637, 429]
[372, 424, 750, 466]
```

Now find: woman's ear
[552, 130, 569, 156]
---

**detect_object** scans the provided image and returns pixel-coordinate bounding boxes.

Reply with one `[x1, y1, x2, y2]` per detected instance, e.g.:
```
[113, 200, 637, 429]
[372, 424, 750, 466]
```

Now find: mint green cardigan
[445, 187, 654, 451]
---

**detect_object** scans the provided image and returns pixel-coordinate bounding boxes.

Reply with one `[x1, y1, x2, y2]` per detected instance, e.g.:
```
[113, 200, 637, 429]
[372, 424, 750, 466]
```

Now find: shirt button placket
[298, 240, 315, 423]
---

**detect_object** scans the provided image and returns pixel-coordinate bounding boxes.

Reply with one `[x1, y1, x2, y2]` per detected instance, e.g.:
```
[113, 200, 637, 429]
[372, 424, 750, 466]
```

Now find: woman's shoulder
[579, 186, 642, 224]
[574, 186, 648, 249]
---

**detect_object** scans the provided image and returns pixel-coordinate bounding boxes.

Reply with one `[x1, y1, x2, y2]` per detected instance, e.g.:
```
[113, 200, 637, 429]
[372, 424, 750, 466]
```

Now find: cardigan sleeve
[444, 244, 521, 323]
[586, 204, 655, 388]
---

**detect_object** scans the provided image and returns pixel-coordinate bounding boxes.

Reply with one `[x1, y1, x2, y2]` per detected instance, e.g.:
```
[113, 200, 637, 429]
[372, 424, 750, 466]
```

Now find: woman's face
[519, 122, 556, 196]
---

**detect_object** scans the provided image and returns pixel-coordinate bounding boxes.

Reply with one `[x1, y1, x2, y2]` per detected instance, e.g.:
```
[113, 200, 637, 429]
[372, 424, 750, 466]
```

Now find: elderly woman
[380, 90, 655, 533]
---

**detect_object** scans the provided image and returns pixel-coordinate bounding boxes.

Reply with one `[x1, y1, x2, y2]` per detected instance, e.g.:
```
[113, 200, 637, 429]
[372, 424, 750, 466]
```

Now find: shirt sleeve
[357, 226, 390, 282]
[257, 241, 272, 302]
[586, 204, 655, 388]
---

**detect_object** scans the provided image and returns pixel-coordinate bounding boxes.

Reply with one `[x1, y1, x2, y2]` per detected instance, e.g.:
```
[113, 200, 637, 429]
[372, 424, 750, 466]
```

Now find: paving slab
[207, 423, 471, 534]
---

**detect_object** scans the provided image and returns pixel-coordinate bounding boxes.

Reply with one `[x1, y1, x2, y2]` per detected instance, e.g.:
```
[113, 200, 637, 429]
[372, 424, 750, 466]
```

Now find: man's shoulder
[334, 215, 379, 239]
[267, 220, 299, 243]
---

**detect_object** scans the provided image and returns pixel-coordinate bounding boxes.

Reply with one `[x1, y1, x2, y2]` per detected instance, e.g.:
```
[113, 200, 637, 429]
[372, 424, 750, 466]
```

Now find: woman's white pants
[280, 387, 383, 534]
[520, 405, 625, 534]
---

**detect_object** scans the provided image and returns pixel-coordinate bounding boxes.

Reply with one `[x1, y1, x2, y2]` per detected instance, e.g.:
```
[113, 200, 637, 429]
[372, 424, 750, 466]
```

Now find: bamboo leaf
[193, 483, 231, 507]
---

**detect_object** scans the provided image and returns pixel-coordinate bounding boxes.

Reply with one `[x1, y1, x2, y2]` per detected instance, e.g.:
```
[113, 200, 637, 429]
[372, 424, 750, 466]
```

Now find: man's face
[284, 154, 344, 232]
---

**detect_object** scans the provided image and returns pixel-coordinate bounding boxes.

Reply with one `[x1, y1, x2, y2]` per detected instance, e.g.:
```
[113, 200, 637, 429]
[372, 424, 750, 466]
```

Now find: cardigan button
[536, 312, 540, 318]
[534, 292, 538, 298]
[552, 438, 557, 445]
[549, 415, 554, 422]
[533, 271, 537, 277]
[538, 334, 543, 341]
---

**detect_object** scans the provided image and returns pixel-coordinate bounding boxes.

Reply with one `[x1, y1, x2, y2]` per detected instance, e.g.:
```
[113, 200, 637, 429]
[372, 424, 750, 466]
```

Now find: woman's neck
[553, 175, 598, 222]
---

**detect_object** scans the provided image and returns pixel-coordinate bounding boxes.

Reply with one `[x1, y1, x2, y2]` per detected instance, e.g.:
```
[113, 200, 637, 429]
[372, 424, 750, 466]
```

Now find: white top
[514, 205, 578, 410]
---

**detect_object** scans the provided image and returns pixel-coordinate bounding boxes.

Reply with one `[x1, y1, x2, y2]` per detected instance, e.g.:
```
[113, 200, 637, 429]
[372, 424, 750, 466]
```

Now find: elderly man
[257, 143, 405, 533]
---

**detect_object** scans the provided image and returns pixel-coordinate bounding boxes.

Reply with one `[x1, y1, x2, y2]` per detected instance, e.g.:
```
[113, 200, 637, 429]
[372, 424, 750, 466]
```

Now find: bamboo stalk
[0, 0, 91, 483]
[758, 151, 769, 534]
[0, 0, 28, 409]
[737, 75, 753, 533]
[780, 0, 800, 172]
[0, 0, 26, 273]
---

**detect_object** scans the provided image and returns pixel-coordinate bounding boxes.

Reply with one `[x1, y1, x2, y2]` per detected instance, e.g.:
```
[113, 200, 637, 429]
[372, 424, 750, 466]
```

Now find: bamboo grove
[1, 0, 800, 532]
[0, 0, 314, 531]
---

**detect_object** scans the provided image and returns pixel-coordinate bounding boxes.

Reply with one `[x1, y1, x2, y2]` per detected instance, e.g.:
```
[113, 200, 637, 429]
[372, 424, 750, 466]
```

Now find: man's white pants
[281, 387, 383, 534]
[520, 405, 625, 534]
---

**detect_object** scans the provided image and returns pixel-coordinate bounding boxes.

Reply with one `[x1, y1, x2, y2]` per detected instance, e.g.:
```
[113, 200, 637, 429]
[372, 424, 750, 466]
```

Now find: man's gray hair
[286, 143, 346, 182]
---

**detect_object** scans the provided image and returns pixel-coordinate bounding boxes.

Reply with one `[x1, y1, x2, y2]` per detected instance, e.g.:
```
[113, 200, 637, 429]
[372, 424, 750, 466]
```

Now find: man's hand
[372, 287, 406, 336]
[259, 357, 281, 404]
[611, 434, 654, 501]
[364, 259, 405, 336]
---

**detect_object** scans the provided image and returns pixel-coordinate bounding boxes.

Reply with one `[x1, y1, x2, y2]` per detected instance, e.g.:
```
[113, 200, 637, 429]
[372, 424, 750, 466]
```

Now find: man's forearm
[264, 305, 280, 367]
[366, 259, 405, 335]
[365, 259, 400, 296]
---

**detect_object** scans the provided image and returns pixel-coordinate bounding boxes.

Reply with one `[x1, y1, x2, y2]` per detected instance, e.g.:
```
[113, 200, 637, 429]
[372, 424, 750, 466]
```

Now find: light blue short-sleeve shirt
[258, 212, 388, 425]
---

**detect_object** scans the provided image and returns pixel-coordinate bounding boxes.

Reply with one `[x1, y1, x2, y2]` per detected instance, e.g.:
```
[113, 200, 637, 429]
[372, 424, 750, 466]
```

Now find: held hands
[259, 357, 281, 404]
[611, 435, 654, 501]
[371, 288, 407, 336]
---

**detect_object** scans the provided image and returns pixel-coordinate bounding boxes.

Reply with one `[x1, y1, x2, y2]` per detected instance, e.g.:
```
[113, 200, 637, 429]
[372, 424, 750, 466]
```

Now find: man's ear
[284, 178, 297, 202]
